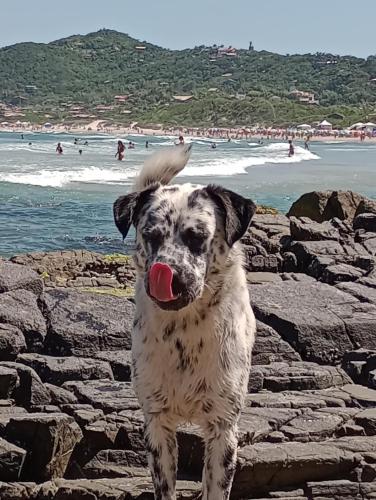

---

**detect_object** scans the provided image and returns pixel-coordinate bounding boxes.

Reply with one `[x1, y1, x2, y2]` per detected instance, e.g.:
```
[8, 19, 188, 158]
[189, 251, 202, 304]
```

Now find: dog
[114, 145, 256, 500]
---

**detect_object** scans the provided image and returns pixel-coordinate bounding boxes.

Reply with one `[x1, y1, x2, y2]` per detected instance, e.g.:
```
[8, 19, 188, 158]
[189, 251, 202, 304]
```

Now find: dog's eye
[143, 229, 164, 252]
[182, 228, 207, 254]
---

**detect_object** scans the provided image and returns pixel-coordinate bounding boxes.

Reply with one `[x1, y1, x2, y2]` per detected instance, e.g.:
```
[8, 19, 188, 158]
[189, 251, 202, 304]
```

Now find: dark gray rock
[45, 383, 78, 405]
[322, 264, 364, 285]
[17, 353, 113, 386]
[355, 409, 376, 435]
[0, 290, 46, 352]
[0, 362, 50, 408]
[5, 412, 82, 481]
[336, 282, 376, 305]
[0, 324, 26, 361]
[62, 380, 139, 414]
[43, 289, 134, 356]
[82, 449, 148, 478]
[354, 213, 376, 232]
[0, 437, 26, 481]
[0, 481, 38, 499]
[250, 281, 376, 364]
[0, 366, 19, 399]
[290, 217, 341, 241]
[0, 262, 43, 296]
[254, 362, 351, 392]
[92, 350, 132, 381]
[355, 198, 376, 217]
[234, 440, 356, 498]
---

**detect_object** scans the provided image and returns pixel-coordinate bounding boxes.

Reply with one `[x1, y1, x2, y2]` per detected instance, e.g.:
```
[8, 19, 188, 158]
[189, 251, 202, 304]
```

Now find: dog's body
[114, 147, 256, 500]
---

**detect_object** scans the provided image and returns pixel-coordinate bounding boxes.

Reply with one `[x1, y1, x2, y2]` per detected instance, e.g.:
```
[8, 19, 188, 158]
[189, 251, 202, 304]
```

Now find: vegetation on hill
[1, 29, 376, 127]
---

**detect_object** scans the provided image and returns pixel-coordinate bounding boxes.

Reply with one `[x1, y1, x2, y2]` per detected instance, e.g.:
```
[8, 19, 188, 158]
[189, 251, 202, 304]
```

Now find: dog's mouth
[147, 262, 194, 311]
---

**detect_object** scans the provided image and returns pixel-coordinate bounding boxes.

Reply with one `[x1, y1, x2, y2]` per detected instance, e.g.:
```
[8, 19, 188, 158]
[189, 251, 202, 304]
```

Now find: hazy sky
[1, 0, 375, 57]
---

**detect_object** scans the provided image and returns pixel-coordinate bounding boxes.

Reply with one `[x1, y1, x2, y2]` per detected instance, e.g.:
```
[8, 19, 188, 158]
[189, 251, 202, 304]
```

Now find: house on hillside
[289, 90, 319, 105]
[114, 95, 129, 103]
[173, 95, 194, 103]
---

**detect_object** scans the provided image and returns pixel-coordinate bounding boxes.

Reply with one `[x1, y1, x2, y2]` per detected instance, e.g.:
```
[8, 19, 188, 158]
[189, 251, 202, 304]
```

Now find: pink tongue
[149, 263, 176, 302]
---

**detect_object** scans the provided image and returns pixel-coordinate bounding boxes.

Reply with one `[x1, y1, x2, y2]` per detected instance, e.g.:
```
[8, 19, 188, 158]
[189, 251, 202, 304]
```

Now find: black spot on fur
[163, 321, 176, 340]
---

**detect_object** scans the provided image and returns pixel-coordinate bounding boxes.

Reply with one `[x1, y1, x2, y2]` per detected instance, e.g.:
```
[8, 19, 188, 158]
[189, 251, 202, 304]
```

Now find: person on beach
[56, 142, 63, 155]
[304, 137, 310, 150]
[145, 141, 149, 149]
[115, 140, 125, 161]
[21, 134, 24, 140]
[288, 140, 295, 157]
[128, 141, 135, 149]
[176, 135, 185, 146]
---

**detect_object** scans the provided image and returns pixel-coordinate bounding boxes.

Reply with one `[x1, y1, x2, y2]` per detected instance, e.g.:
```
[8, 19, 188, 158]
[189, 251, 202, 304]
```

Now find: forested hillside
[1, 29, 376, 126]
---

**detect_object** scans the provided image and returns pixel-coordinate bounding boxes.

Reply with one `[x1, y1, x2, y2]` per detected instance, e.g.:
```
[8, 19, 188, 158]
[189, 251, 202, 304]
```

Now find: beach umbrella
[44, 122, 52, 128]
[297, 124, 312, 130]
[349, 122, 364, 130]
[365, 122, 376, 128]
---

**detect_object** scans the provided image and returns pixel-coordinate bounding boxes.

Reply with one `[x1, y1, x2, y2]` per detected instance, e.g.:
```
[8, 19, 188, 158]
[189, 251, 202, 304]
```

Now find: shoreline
[1, 122, 376, 144]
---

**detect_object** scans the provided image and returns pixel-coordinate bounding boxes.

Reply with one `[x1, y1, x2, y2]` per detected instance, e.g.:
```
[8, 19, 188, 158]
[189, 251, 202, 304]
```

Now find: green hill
[1, 29, 376, 127]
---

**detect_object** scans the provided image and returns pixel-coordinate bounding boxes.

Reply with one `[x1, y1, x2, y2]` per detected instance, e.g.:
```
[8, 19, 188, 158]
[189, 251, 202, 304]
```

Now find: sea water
[0, 131, 375, 257]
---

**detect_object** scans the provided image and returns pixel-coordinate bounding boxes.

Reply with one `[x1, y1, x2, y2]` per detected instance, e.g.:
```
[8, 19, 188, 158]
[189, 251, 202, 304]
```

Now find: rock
[234, 440, 356, 498]
[45, 383, 78, 405]
[92, 350, 132, 381]
[354, 213, 376, 232]
[0, 481, 38, 500]
[17, 353, 113, 386]
[82, 449, 148, 478]
[0, 366, 19, 399]
[252, 322, 301, 365]
[0, 362, 50, 408]
[0, 324, 26, 361]
[0, 262, 43, 296]
[290, 217, 341, 241]
[355, 198, 376, 217]
[336, 282, 376, 305]
[306, 480, 362, 499]
[43, 289, 134, 356]
[322, 264, 364, 285]
[355, 409, 376, 435]
[0, 290, 46, 352]
[0, 437, 26, 481]
[250, 281, 376, 364]
[341, 384, 376, 407]
[35, 477, 201, 500]
[0, 405, 28, 433]
[287, 191, 332, 222]
[253, 362, 351, 392]
[5, 413, 83, 481]
[280, 411, 345, 442]
[62, 380, 139, 413]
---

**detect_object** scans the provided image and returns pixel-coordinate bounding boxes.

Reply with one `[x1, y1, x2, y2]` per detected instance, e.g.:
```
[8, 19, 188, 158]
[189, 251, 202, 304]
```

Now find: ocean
[0, 131, 375, 257]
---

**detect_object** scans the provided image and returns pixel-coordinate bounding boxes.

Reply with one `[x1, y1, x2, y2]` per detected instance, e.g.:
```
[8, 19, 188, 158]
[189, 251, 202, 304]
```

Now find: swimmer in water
[79, 149, 83, 155]
[115, 140, 125, 161]
[288, 140, 295, 157]
[56, 142, 63, 155]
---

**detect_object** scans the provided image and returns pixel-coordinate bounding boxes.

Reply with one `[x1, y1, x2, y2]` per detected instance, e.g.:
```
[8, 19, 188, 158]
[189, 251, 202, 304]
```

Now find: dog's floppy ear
[205, 185, 257, 246]
[113, 186, 157, 239]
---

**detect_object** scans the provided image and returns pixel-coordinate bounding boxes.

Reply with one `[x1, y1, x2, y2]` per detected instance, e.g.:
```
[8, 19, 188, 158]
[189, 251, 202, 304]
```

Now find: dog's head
[114, 182, 256, 311]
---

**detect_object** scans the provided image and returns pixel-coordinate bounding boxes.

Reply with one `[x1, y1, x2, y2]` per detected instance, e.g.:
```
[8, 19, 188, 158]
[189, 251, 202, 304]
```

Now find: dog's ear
[113, 186, 157, 239]
[205, 185, 257, 246]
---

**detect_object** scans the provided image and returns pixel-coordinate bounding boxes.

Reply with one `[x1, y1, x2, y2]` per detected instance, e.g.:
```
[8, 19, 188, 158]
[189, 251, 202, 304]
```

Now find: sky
[1, 0, 375, 58]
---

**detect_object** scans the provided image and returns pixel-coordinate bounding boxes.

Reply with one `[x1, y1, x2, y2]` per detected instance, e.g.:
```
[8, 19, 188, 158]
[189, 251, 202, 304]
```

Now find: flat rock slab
[5, 412, 82, 482]
[17, 353, 113, 385]
[336, 281, 376, 305]
[234, 441, 356, 498]
[250, 281, 376, 364]
[0, 290, 46, 352]
[0, 262, 43, 296]
[43, 288, 134, 355]
[253, 362, 351, 392]
[82, 449, 148, 478]
[30, 478, 201, 500]
[0, 437, 26, 481]
[62, 380, 139, 413]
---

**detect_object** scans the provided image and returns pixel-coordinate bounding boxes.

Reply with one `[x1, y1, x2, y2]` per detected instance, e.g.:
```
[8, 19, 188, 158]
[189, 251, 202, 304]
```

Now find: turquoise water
[0, 131, 375, 257]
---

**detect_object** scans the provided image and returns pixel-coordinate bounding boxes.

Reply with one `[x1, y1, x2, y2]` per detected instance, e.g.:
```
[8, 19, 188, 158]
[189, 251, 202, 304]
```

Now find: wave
[0, 166, 138, 188]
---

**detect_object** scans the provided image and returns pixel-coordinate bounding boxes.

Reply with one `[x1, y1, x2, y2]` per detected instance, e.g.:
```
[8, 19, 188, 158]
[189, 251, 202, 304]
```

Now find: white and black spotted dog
[113, 146, 257, 500]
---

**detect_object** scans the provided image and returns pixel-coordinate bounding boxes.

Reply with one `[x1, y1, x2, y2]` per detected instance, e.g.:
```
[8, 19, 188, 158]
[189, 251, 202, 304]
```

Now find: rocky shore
[0, 190, 376, 499]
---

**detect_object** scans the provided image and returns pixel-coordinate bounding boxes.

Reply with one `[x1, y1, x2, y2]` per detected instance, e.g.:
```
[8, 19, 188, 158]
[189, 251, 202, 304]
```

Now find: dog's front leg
[144, 414, 177, 500]
[202, 422, 238, 500]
